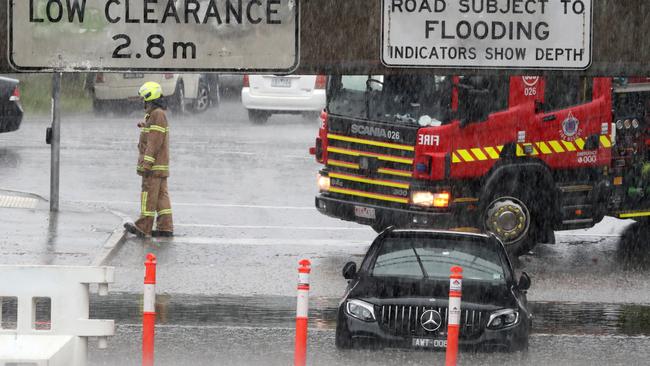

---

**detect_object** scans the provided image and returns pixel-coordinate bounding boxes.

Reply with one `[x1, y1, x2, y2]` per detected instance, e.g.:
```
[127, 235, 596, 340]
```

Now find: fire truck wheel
[484, 192, 536, 257]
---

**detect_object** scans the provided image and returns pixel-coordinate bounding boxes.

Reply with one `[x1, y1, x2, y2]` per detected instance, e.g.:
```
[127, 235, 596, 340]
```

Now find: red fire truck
[311, 75, 650, 256]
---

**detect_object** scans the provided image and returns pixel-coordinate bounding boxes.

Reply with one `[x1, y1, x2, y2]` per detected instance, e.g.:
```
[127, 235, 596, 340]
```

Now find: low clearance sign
[382, 0, 592, 69]
[9, 0, 299, 71]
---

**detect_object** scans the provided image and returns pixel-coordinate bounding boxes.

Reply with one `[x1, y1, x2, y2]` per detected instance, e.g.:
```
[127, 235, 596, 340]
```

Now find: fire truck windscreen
[327, 75, 510, 127]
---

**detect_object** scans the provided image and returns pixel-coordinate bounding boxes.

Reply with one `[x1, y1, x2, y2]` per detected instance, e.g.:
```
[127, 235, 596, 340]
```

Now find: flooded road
[86, 293, 650, 366]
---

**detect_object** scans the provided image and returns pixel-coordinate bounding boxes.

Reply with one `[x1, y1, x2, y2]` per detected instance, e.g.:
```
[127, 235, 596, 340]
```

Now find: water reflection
[89, 293, 650, 337]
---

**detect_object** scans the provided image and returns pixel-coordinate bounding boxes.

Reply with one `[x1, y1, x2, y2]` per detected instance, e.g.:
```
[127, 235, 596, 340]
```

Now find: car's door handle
[542, 114, 557, 122]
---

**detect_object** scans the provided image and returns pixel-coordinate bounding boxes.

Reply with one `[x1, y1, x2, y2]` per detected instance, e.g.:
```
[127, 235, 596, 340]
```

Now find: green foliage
[15, 73, 93, 115]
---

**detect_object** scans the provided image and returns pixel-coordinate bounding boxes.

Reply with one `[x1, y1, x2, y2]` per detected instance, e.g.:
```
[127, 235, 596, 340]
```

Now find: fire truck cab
[313, 75, 650, 256]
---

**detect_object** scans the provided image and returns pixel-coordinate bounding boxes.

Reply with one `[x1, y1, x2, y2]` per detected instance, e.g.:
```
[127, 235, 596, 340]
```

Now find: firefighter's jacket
[137, 107, 169, 178]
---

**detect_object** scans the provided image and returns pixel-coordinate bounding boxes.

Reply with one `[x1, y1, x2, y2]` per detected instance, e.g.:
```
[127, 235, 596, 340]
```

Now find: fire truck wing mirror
[458, 86, 490, 128]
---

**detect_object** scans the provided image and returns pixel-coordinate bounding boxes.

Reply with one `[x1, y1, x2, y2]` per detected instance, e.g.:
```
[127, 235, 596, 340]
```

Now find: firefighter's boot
[124, 222, 147, 238]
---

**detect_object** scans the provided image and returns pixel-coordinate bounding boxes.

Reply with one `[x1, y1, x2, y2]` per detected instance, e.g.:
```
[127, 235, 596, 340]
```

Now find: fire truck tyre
[248, 110, 269, 124]
[484, 190, 537, 257]
[171, 82, 186, 115]
[190, 81, 210, 114]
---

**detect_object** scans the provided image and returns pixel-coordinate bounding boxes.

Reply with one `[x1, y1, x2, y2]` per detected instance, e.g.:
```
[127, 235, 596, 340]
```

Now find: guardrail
[0, 265, 115, 366]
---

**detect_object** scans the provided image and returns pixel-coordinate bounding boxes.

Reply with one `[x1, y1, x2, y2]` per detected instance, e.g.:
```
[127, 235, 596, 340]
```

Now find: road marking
[148, 237, 370, 247]
[72, 200, 314, 210]
[0, 195, 38, 209]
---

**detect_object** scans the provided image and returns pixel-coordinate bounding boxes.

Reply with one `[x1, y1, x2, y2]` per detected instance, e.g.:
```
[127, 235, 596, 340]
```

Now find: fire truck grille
[377, 304, 486, 340]
[325, 118, 418, 206]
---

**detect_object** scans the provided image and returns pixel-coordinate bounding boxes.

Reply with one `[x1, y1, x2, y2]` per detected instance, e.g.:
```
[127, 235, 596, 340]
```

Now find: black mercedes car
[0, 76, 23, 134]
[335, 228, 532, 352]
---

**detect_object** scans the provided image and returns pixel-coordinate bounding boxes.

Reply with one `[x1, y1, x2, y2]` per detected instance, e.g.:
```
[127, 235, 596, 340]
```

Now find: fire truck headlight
[317, 173, 330, 192]
[410, 191, 450, 208]
[624, 119, 632, 129]
[632, 119, 640, 129]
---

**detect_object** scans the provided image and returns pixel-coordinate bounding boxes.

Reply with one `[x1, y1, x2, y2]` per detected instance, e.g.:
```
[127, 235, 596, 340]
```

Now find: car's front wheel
[335, 315, 353, 349]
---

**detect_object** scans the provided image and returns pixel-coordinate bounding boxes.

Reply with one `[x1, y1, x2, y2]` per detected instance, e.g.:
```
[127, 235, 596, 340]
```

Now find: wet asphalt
[2, 98, 650, 365]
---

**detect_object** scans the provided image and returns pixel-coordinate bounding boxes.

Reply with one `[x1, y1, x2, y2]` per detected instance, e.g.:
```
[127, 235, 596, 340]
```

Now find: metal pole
[50, 72, 61, 212]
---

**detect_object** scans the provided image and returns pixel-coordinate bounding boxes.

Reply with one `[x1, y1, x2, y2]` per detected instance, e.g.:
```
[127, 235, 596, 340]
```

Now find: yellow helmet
[138, 81, 162, 102]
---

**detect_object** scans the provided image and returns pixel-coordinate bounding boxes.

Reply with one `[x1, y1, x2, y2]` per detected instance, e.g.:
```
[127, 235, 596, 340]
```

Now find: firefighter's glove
[142, 169, 153, 177]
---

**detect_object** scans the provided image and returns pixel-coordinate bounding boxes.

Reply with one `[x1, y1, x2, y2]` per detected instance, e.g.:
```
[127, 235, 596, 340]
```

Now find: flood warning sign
[381, 0, 592, 69]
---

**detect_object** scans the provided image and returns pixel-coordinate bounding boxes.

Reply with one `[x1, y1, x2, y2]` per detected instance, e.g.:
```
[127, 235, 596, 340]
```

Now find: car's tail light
[9, 86, 20, 102]
[95, 73, 104, 83]
[243, 74, 250, 87]
[164, 73, 174, 80]
[315, 75, 327, 89]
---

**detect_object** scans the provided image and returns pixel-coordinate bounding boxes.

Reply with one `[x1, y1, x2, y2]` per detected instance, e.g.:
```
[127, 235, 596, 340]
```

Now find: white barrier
[0, 265, 115, 366]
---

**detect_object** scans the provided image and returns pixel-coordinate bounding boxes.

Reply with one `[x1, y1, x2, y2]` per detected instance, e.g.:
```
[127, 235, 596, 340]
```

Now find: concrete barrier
[0, 265, 115, 366]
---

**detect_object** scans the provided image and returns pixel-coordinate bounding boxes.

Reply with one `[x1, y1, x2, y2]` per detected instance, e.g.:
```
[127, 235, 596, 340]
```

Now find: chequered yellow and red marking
[451, 136, 612, 163]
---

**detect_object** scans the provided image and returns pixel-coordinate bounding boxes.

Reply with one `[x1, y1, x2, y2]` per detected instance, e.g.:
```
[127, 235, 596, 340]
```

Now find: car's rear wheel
[92, 98, 107, 115]
[248, 109, 269, 124]
[171, 82, 186, 115]
[190, 81, 210, 114]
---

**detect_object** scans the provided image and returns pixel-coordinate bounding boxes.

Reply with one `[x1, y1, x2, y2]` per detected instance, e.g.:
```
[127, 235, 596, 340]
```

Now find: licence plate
[354, 206, 376, 219]
[123, 73, 144, 79]
[412, 338, 447, 349]
[271, 77, 291, 88]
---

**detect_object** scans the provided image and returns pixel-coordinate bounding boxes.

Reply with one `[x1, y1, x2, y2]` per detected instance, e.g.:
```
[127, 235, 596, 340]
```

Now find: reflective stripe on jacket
[137, 107, 170, 178]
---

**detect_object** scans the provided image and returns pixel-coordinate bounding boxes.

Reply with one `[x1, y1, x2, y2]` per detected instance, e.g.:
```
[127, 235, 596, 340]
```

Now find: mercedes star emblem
[420, 310, 442, 332]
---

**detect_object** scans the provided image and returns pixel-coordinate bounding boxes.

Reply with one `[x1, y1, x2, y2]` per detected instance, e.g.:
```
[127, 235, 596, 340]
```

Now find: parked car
[335, 228, 532, 352]
[91, 73, 219, 115]
[0, 76, 23, 133]
[241, 75, 327, 123]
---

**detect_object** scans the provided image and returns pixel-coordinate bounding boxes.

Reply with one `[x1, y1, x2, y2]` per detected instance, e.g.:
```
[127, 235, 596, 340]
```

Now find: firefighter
[124, 81, 174, 238]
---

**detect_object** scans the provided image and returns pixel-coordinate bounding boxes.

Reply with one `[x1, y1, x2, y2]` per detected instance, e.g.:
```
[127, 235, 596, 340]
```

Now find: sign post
[49, 72, 61, 212]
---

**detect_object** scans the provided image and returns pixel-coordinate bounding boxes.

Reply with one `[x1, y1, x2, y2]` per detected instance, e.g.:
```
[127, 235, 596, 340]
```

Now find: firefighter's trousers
[135, 176, 173, 234]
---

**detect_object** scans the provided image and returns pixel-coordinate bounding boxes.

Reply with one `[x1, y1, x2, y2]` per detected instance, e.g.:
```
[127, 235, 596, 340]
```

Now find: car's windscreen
[371, 236, 506, 283]
[327, 75, 454, 126]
